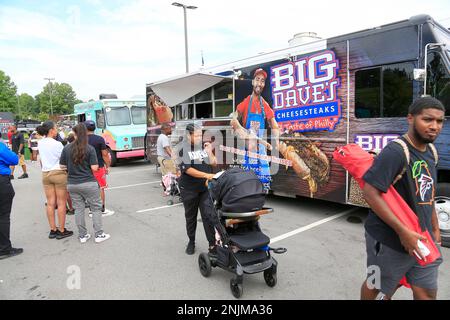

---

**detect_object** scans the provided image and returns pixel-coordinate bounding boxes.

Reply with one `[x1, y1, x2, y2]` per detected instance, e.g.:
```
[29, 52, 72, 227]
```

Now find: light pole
[172, 2, 197, 73]
[16, 94, 20, 119]
[44, 77, 55, 115]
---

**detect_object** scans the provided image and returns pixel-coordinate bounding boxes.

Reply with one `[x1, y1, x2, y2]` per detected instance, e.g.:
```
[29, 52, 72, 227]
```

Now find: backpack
[209, 167, 266, 213]
[392, 136, 439, 184]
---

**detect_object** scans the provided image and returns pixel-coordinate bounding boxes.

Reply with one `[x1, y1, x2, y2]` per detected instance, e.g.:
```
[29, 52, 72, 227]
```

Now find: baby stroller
[161, 172, 182, 205]
[198, 167, 287, 298]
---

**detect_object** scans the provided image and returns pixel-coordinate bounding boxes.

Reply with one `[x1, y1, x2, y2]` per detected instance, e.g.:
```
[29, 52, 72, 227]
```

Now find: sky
[1, 0, 450, 102]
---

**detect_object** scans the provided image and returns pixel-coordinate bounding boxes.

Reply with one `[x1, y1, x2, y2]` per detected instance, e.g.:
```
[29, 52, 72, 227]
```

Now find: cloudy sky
[1, 0, 449, 102]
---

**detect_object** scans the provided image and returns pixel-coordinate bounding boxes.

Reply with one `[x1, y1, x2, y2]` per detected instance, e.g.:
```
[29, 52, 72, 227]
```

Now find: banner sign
[271, 50, 341, 132]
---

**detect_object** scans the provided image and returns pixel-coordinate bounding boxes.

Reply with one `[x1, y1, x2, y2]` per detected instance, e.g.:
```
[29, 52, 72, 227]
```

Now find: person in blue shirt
[0, 133, 23, 260]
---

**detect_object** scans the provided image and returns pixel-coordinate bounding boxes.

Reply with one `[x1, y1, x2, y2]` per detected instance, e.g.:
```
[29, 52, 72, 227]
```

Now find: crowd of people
[0, 96, 446, 300]
[0, 120, 113, 260]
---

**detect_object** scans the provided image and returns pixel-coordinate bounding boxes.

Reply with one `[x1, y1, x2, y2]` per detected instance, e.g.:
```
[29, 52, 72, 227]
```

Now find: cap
[253, 68, 267, 79]
[84, 120, 96, 131]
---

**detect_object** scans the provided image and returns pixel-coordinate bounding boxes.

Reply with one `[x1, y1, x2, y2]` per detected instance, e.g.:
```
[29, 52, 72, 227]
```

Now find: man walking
[157, 123, 176, 176]
[10, 125, 28, 179]
[361, 96, 445, 300]
[85, 121, 114, 216]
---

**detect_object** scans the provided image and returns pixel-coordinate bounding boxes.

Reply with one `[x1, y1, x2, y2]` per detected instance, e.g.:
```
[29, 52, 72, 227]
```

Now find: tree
[18, 93, 37, 118]
[0, 70, 18, 113]
[36, 82, 81, 116]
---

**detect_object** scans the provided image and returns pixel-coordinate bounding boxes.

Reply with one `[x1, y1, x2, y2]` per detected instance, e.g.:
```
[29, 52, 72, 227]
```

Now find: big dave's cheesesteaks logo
[271, 50, 341, 132]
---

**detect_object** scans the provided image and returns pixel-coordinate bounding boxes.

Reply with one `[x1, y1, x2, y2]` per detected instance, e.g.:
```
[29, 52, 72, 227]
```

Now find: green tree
[0, 70, 18, 113]
[36, 82, 81, 116]
[18, 93, 37, 118]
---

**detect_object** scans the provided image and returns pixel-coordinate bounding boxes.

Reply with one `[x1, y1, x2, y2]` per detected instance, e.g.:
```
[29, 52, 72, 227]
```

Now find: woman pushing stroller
[176, 123, 218, 256]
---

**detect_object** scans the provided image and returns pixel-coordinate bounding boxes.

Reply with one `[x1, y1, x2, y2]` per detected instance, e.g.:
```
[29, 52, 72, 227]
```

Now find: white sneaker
[80, 234, 91, 243]
[95, 233, 110, 243]
[89, 209, 115, 218]
[102, 209, 115, 217]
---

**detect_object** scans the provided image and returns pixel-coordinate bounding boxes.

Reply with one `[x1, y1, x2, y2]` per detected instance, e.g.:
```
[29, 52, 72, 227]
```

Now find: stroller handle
[218, 207, 273, 218]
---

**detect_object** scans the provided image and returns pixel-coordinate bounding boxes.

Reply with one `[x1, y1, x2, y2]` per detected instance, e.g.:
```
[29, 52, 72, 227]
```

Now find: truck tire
[436, 183, 450, 248]
[108, 148, 118, 167]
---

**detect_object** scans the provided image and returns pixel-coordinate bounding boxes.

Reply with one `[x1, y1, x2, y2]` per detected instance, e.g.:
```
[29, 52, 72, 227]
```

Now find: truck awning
[148, 73, 231, 106]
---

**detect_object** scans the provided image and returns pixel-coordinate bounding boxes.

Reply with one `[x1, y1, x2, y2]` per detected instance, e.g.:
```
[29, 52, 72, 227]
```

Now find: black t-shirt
[11, 132, 25, 154]
[88, 134, 107, 168]
[60, 143, 98, 185]
[176, 141, 213, 193]
[363, 137, 438, 253]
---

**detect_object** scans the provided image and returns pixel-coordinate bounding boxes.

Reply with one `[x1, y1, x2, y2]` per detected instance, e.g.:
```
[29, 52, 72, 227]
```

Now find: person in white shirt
[156, 123, 176, 176]
[37, 121, 73, 240]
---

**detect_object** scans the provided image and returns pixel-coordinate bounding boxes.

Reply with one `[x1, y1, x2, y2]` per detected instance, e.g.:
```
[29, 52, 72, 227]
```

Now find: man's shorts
[42, 170, 68, 191]
[93, 166, 108, 189]
[157, 157, 176, 175]
[18, 154, 25, 166]
[365, 232, 443, 297]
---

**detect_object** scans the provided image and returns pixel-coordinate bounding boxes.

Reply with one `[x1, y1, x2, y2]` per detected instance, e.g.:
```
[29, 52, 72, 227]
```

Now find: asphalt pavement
[1, 159, 449, 300]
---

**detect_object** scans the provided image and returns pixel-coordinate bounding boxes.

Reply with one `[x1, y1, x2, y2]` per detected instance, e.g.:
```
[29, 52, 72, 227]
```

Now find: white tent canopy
[148, 73, 231, 107]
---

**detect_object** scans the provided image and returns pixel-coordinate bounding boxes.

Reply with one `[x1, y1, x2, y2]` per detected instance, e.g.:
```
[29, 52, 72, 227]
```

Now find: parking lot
[1, 160, 449, 300]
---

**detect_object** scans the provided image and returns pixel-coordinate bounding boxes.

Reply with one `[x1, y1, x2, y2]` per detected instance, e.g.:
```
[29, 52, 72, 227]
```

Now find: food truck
[145, 14, 449, 234]
[75, 95, 146, 166]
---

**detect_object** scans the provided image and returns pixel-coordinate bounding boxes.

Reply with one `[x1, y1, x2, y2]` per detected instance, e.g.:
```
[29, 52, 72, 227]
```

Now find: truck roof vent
[99, 94, 118, 100]
[288, 32, 321, 47]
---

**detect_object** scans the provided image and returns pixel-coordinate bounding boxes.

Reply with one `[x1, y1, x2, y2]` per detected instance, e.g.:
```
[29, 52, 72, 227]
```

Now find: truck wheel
[108, 149, 118, 167]
[436, 183, 450, 248]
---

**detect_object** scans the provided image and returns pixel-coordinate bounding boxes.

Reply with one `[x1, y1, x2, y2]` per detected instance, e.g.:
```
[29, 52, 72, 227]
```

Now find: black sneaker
[49, 229, 58, 239]
[185, 241, 195, 255]
[56, 228, 74, 240]
[0, 248, 23, 260]
[18, 173, 29, 179]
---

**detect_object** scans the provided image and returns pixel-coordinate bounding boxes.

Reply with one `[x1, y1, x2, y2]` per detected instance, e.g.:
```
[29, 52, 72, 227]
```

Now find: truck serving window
[173, 81, 233, 120]
[355, 62, 414, 118]
[96, 110, 105, 129]
[105, 106, 131, 126]
[131, 106, 146, 124]
[214, 81, 233, 117]
[175, 103, 194, 120]
[195, 102, 213, 119]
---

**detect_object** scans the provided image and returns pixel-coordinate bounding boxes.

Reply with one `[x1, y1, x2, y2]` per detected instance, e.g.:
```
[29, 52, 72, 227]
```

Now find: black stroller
[198, 167, 286, 298]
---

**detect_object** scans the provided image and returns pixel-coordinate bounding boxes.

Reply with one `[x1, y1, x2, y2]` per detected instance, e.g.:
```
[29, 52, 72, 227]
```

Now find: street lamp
[44, 77, 55, 116]
[172, 2, 197, 73]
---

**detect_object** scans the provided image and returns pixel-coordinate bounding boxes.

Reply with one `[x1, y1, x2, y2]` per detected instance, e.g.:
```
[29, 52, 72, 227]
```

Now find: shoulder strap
[392, 138, 410, 185]
[428, 143, 439, 166]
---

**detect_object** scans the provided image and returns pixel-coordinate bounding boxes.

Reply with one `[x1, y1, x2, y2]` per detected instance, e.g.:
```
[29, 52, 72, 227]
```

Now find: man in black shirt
[176, 124, 217, 255]
[361, 97, 445, 300]
[10, 126, 28, 179]
[85, 121, 113, 216]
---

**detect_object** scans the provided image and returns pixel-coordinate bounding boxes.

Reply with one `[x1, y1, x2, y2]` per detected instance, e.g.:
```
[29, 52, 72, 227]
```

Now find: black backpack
[210, 167, 266, 213]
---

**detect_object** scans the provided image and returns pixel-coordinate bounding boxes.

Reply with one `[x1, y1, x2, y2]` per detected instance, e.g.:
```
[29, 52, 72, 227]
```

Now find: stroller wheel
[230, 279, 243, 299]
[263, 269, 277, 287]
[167, 200, 174, 206]
[198, 253, 212, 278]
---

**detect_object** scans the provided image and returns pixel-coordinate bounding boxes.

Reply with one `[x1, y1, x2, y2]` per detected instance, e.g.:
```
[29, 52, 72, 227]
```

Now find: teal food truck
[74, 95, 146, 166]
